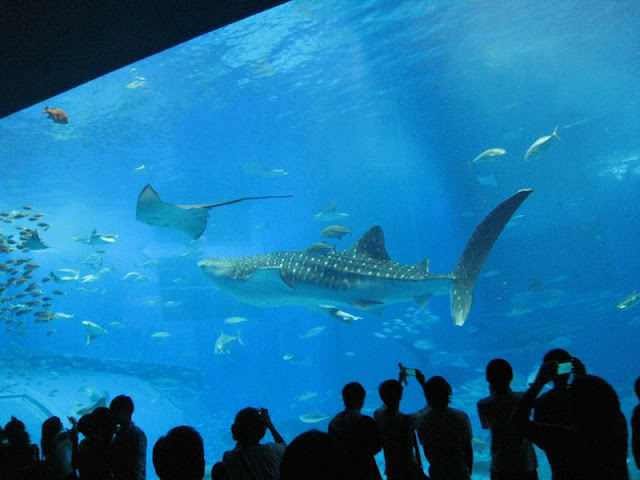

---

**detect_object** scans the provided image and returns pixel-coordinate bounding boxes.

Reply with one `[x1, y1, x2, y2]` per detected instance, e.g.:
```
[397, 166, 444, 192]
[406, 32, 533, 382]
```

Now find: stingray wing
[136, 184, 211, 239]
[136, 184, 292, 239]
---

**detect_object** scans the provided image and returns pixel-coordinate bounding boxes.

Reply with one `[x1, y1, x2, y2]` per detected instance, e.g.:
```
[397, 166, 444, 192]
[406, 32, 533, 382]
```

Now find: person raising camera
[222, 407, 286, 480]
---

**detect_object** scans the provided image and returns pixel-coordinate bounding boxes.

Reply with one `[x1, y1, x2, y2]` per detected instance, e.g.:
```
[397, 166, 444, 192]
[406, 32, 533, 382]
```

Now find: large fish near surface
[199, 189, 532, 326]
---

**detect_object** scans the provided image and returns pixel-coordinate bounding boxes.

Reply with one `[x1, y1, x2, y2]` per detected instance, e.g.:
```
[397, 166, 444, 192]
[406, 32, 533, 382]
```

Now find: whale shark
[199, 189, 532, 326]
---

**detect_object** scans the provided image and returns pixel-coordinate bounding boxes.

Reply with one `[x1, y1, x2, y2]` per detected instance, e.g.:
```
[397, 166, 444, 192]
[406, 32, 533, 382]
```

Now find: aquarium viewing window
[1, 1, 639, 479]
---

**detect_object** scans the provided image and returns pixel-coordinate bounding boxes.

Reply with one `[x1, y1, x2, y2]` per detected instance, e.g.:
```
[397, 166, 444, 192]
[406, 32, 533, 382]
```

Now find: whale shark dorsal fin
[416, 257, 430, 273]
[347, 226, 391, 261]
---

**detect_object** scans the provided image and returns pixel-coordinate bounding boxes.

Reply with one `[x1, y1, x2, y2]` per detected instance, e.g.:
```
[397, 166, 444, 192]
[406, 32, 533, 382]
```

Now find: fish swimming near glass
[524, 126, 560, 161]
[199, 189, 532, 326]
[43, 106, 68, 124]
[214, 331, 243, 354]
[314, 201, 350, 222]
[616, 291, 640, 310]
[135, 184, 293, 239]
[83, 320, 108, 344]
[468, 148, 506, 168]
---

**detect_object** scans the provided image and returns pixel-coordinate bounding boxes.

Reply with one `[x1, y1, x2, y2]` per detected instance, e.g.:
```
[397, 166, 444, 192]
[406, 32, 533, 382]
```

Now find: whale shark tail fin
[451, 189, 532, 326]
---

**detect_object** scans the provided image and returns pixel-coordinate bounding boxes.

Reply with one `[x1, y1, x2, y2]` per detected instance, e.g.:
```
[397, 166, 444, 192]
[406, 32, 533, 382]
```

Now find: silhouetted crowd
[1, 348, 639, 480]
[0, 395, 145, 480]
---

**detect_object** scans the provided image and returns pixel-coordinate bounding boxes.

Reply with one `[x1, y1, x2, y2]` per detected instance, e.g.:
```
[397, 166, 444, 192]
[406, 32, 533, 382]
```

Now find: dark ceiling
[0, 1, 290, 119]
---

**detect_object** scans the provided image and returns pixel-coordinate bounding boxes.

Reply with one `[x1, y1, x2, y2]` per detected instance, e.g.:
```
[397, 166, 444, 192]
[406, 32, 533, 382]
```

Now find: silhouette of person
[418, 375, 472, 480]
[328, 381, 382, 480]
[632, 375, 640, 471]
[2, 416, 40, 480]
[532, 349, 585, 478]
[74, 413, 95, 478]
[477, 359, 538, 480]
[222, 407, 286, 480]
[373, 370, 429, 480]
[512, 363, 629, 480]
[75, 407, 117, 480]
[211, 461, 229, 480]
[110, 395, 147, 480]
[152, 426, 205, 480]
[279, 429, 351, 480]
[41, 416, 79, 480]
[533, 349, 586, 426]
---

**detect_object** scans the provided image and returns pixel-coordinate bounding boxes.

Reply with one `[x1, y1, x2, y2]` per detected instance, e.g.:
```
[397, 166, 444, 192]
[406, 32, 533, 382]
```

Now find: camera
[556, 362, 572, 375]
[399, 363, 417, 377]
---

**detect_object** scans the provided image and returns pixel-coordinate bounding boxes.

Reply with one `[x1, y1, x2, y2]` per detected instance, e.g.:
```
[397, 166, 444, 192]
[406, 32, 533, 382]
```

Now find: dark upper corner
[0, 0, 290, 119]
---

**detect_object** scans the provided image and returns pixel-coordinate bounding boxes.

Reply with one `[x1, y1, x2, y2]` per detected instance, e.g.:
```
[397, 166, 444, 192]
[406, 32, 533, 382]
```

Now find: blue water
[1, 1, 640, 478]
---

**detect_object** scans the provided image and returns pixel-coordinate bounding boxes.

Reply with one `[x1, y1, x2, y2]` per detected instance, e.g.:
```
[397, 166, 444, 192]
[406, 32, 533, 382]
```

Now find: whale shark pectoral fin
[413, 294, 432, 309]
[279, 270, 297, 290]
[353, 300, 384, 310]
[451, 188, 532, 326]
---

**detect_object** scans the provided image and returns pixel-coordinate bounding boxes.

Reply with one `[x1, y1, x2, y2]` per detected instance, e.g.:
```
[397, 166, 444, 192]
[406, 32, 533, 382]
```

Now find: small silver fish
[320, 225, 351, 240]
[469, 148, 506, 167]
[524, 126, 560, 161]
[214, 331, 243, 354]
[616, 291, 640, 310]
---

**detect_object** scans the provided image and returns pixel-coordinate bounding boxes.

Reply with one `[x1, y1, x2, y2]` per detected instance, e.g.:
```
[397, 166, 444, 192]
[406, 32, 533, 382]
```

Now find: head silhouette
[342, 382, 366, 410]
[279, 429, 349, 480]
[486, 358, 513, 394]
[543, 348, 571, 363]
[423, 376, 452, 408]
[231, 408, 266, 444]
[378, 379, 403, 411]
[92, 406, 117, 440]
[110, 395, 134, 426]
[543, 349, 572, 387]
[5, 417, 30, 445]
[77, 414, 95, 437]
[153, 426, 205, 480]
[41, 416, 63, 458]
[211, 462, 229, 480]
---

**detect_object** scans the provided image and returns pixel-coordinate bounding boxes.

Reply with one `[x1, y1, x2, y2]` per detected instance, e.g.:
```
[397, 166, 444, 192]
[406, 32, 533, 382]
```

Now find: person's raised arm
[260, 408, 285, 445]
[511, 360, 561, 450]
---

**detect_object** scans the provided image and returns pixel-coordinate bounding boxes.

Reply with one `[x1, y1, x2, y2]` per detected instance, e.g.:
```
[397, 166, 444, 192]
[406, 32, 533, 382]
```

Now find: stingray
[20, 230, 49, 250]
[135, 184, 292, 239]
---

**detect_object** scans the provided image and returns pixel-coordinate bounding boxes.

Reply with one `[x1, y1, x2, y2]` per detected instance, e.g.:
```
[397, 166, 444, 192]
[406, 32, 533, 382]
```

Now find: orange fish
[43, 106, 68, 124]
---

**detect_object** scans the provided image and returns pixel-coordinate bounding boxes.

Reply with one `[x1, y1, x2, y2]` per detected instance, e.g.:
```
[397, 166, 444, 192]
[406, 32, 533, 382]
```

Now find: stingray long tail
[450, 189, 532, 326]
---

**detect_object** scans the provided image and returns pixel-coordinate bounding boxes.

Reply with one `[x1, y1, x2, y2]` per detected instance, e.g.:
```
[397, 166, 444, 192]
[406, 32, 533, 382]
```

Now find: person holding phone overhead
[223, 407, 286, 480]
[531, 349, 585, 478]
[534, 349, 587, 426]
[512, 364, 629, 480]
[374, 364, 429, 480]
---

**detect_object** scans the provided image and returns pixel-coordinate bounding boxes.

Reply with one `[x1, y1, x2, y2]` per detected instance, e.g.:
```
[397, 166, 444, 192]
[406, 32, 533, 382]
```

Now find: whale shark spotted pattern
[199, 189, 532, 326]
